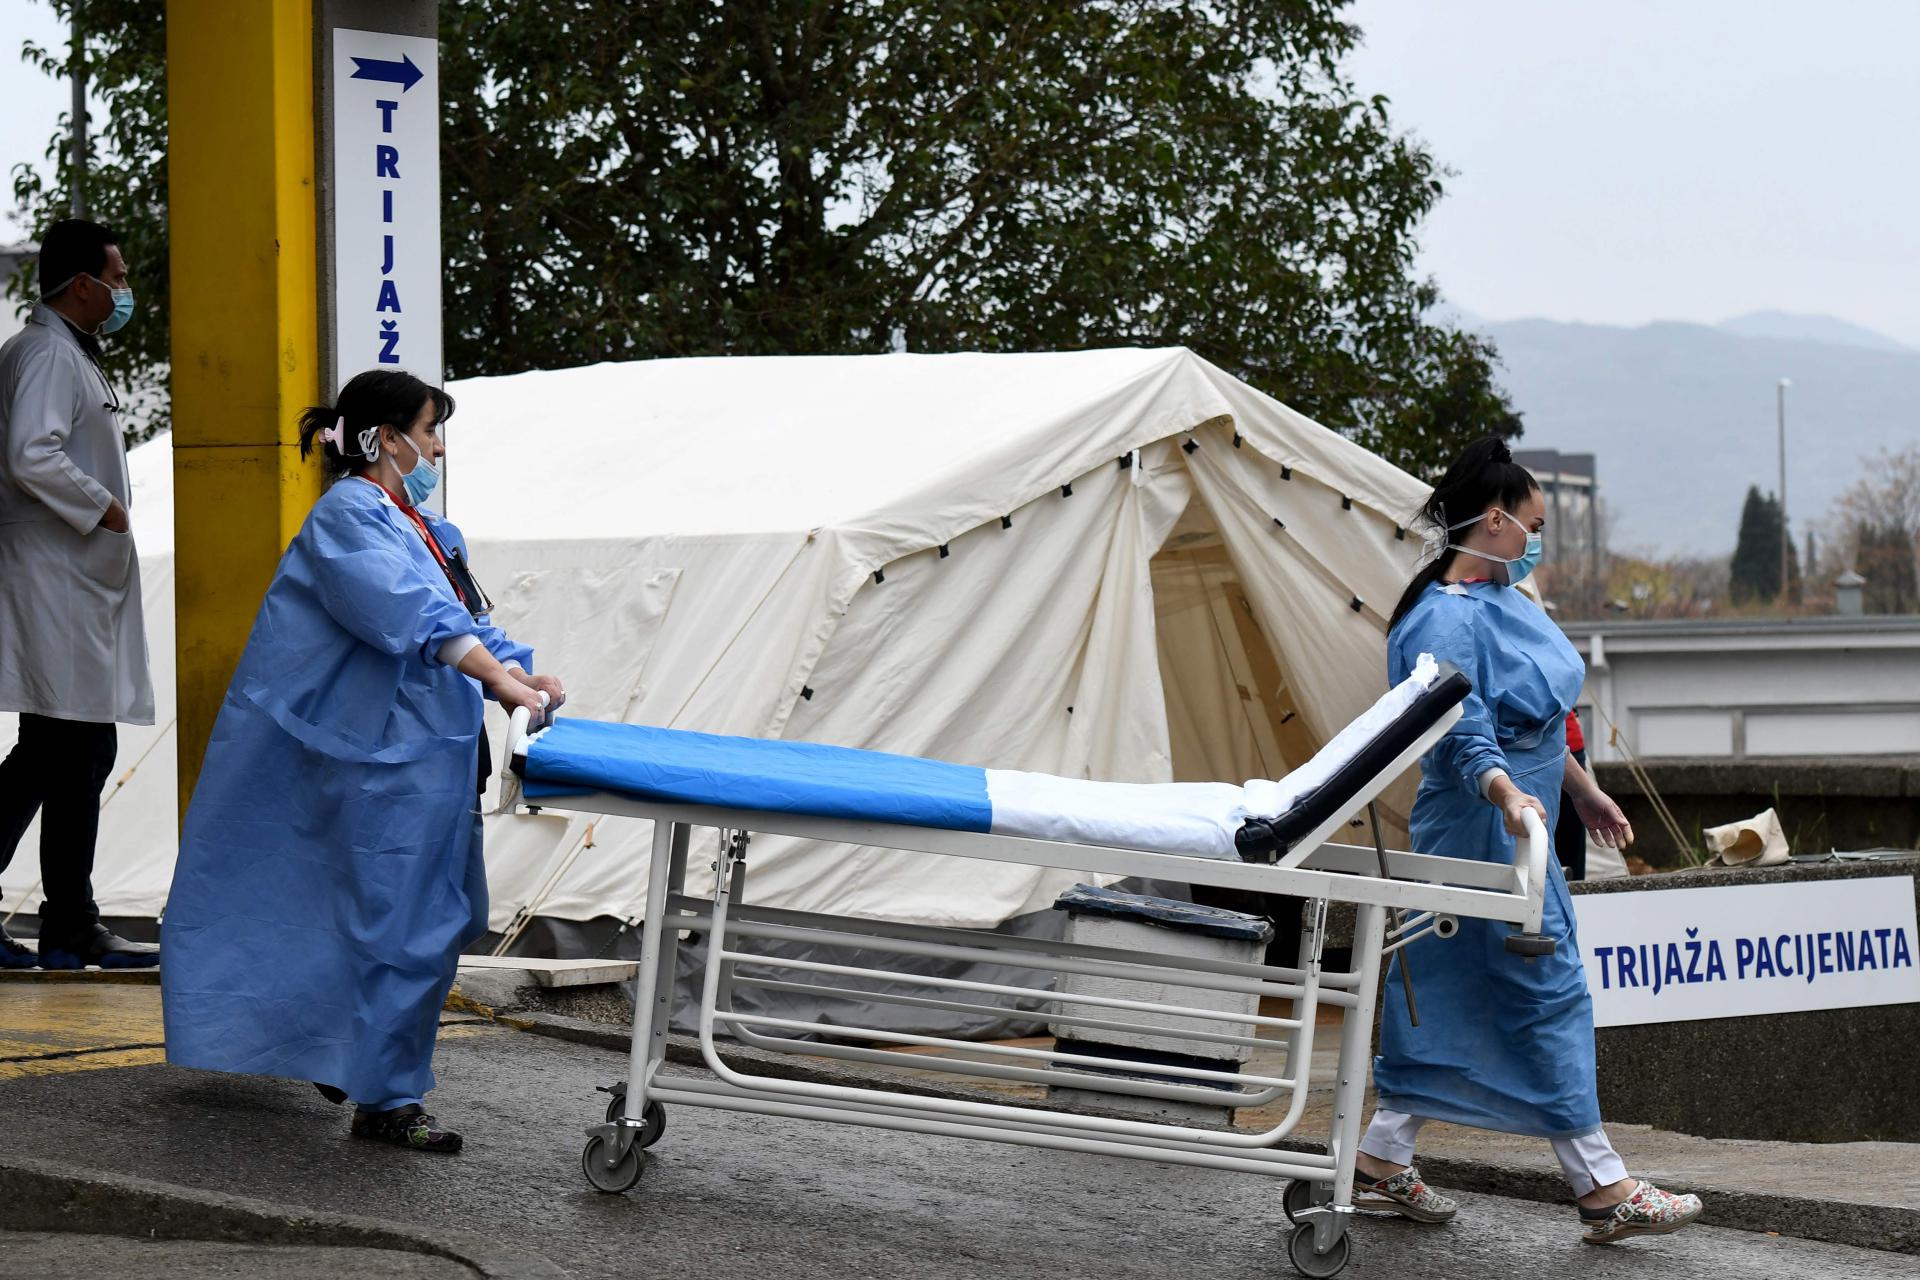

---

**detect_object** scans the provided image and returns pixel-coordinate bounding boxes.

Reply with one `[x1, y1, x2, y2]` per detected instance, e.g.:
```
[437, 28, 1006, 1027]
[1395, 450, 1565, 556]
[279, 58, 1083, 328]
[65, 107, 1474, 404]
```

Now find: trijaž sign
[329, 28, 441, 394]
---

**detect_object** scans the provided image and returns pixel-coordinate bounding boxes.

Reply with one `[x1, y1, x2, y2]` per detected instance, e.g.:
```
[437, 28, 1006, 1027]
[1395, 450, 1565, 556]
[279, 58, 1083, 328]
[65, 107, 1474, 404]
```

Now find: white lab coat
[0, 303, 153, 725]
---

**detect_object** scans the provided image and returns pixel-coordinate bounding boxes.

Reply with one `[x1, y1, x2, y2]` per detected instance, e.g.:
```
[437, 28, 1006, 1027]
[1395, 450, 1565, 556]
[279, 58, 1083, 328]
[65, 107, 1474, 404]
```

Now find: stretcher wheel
[581, 1134, 646, 1193]
[1282, 1178, 1317, 1223]
[1285, 1222, 1350, 1278]
[602, 1086, 667, 1147]
[1504, 932, 1556, 958]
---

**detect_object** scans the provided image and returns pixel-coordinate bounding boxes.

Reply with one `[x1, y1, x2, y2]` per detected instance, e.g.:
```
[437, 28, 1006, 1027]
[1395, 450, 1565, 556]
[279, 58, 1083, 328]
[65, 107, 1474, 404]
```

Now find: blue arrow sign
[349, 53, 423, 92]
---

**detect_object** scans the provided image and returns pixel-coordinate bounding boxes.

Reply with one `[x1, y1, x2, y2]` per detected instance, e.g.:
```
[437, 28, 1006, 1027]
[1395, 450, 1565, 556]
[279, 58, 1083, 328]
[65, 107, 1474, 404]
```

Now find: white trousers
[1358, 1108, 1630, 1197]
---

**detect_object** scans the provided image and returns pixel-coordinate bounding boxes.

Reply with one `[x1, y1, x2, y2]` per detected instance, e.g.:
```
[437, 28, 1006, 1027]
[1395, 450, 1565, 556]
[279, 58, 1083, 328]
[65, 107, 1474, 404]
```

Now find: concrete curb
[0, 1152, 567, 1279]
[500, 1011, 1920, 1257]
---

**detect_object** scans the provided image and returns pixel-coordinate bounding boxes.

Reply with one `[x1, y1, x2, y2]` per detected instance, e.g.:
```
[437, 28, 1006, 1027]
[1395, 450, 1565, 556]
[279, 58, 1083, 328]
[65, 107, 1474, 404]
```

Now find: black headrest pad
[1235, 662, 1472, 863]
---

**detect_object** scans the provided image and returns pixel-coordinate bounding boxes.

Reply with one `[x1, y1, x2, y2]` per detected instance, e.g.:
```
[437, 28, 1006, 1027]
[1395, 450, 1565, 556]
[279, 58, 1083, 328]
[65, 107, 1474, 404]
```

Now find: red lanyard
[361, 477, 450, 569]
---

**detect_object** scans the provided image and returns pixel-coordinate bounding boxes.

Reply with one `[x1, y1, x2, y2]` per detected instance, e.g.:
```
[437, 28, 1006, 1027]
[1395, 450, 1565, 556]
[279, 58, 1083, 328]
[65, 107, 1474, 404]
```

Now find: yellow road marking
[0, 975, 496, 1079]
[0, 983, 166, 1060]
[0, 1047, 167, 1081]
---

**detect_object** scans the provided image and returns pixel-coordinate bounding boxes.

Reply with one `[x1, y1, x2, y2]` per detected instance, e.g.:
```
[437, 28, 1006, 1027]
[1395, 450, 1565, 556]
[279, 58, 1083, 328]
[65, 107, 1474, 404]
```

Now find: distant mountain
[1477, 318, 1920, 558]
[1717, 311, 1912, 354]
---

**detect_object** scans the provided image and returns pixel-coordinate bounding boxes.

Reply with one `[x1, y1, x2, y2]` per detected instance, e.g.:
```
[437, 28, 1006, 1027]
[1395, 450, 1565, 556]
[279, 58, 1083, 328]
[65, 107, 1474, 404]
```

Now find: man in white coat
[0, 218, 158, 969]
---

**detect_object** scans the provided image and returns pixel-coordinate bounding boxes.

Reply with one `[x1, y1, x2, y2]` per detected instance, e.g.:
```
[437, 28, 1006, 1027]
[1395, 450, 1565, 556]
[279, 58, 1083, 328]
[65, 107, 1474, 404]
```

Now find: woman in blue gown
[162, 370, 563, 1154]
[1348, 438, 1703, 1244]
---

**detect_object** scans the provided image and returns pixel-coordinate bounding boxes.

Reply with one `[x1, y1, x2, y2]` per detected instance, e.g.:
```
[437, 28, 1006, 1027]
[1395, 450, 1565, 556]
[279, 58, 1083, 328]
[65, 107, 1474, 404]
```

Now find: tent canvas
[1, 348, 1432, 964]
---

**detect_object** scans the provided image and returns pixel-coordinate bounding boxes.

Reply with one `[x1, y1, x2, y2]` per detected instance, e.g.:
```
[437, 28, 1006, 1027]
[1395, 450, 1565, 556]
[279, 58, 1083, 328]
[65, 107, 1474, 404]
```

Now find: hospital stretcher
[501, 661, 1552, 1278]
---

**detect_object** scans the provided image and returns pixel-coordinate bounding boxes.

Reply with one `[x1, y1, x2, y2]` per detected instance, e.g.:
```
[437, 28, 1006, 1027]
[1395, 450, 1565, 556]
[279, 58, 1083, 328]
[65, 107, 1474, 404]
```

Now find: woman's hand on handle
[1487, 775, 1550, 840]
[454, 643, 559, 724]
[511, 670, 566, 715]
[489, 675, 548, 721]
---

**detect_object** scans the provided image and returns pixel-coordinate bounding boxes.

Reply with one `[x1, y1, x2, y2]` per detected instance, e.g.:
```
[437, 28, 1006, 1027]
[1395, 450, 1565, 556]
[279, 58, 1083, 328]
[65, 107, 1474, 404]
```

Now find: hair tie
[356, 426, 381, 462]
[317, 416, 346, 453]
[1417, 522, 1447, 568]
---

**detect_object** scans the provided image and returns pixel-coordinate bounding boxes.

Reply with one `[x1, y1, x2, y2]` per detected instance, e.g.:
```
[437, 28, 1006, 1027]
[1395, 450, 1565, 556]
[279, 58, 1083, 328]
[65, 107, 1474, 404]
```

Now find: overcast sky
[1344, 0, 1920, 346]
[7, 1, 1919, 345]
[2, 0, 66, 242]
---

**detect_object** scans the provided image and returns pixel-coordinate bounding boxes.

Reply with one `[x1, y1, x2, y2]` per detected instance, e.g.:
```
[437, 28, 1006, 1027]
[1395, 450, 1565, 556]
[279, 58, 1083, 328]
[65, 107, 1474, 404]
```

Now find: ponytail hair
[297, 368, 455, 487]
[1388, 436, 1539, 631]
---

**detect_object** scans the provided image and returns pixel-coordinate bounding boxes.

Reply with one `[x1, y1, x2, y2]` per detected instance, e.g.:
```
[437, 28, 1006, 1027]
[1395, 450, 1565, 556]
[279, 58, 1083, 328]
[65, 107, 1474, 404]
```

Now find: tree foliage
[7, 0, 169, 440]
[1729, 485, 1797, 605]
[1827, 444, 1920, 614]
[13, 0, 1522, 471]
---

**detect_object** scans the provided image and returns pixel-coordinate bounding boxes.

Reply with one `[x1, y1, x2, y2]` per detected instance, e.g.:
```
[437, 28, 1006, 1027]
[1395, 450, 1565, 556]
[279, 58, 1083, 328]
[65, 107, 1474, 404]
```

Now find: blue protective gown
[1373, 580, 1599, 1139]
[162, 479, 532, 1106]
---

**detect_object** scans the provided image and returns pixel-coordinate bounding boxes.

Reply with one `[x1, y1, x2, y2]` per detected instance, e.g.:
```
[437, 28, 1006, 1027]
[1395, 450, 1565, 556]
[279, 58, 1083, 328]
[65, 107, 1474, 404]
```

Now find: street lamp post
[69, 1, 87, 217]
[1777, 378, 1791, 605]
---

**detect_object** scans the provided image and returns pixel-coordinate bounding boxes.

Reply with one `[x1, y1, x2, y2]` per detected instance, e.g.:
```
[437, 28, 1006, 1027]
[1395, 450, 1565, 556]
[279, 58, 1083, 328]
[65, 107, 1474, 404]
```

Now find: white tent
[1, 347, 1431, 940]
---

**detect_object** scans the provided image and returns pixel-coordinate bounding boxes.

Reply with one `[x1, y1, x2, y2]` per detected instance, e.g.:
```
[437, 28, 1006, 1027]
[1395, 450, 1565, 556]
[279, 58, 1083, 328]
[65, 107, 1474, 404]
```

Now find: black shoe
[350, 1103, 463, 1154]
[0, 921, 35, 970]
[37, 922, 159, 970]
[314, 1083, 349, 1105]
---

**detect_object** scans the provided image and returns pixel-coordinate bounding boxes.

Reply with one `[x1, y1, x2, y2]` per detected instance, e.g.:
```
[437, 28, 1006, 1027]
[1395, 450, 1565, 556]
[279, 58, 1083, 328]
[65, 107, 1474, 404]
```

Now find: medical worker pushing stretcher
[1351, 438, 1703, 1244]
[162, 370, 563, 1154]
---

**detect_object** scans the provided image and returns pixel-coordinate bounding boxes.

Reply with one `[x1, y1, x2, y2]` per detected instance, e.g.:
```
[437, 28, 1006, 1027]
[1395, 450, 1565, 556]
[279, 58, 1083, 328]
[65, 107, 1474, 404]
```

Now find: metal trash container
[1047, 884, 1274, 1123]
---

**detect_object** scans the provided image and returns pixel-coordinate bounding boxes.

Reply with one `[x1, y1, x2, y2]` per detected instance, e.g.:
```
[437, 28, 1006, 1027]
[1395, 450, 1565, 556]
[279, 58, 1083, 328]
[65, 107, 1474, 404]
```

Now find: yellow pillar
[167, 0, 323, 820]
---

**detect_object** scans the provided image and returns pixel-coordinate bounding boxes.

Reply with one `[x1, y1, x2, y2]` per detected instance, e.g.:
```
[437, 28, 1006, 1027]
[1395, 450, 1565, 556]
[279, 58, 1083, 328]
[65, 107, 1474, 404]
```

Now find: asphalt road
[0, 1232, 473, 1280]
[0, 1024, 1908, 1279]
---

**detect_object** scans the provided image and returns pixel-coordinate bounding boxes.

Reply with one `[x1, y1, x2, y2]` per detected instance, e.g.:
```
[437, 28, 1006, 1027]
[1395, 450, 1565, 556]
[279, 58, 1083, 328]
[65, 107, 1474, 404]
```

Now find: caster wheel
[602, 1088, 667, 1148]
[581, 1133, 645, 1193]
[1286, 1221, 1351, 1278]
[1282, 1178, 1317, 1223]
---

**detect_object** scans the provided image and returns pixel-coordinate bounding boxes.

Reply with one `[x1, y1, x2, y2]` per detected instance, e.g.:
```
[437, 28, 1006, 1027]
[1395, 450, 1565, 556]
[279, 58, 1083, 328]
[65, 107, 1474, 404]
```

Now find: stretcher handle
[506, 690, 551, 768]
[1505, 807, 1556, 960]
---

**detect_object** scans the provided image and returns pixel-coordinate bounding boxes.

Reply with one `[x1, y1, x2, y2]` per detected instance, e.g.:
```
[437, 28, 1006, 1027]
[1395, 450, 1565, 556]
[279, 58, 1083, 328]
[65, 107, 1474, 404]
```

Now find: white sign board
[1572, 876, 1920, 1028]
[330, 28, 442, 393]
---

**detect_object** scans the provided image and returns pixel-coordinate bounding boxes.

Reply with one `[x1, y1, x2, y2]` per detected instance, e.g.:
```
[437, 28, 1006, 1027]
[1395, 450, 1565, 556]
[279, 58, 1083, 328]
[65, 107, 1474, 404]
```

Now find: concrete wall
[1566, 617, 1920, 761]
[1592, 757, 1920, 868]
[1573, 857, 1920, 1143]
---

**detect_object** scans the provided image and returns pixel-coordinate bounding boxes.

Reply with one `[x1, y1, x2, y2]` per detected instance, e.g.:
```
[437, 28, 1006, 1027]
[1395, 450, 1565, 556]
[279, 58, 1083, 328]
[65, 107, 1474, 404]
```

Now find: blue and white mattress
[518, 655, 1458, 859]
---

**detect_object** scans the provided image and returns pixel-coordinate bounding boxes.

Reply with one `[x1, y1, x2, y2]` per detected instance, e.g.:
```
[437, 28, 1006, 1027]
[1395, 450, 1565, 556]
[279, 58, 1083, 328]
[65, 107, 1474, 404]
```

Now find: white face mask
[1446, 509, 1544, 585]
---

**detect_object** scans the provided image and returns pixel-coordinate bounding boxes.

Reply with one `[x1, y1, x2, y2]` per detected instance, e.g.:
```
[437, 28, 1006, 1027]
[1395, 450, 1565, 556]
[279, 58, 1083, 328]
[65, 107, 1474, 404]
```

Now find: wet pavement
[0, 1005, 1911, 1279]
[0, 1232, 474, 1279]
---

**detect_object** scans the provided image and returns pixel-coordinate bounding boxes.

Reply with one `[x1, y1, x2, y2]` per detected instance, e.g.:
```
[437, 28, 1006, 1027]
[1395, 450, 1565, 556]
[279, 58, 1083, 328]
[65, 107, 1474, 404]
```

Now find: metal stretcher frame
[503, 704, 1550, 1278]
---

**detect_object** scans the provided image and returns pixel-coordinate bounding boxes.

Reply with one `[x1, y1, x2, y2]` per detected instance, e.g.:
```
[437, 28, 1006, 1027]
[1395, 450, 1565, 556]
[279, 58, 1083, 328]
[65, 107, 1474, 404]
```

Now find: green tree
[1729, 485, 1798, 605]
[7, 0, 168, 441]
[16, 1, 1522, 471]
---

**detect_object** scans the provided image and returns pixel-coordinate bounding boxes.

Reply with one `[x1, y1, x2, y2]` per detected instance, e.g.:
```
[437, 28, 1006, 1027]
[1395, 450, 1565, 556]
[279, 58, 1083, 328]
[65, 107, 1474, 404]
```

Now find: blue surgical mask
[1446, 509, 1544, 585]
[396, 433, 440, 507]
[100, 285, 135, 335]
[1507, 531, 1544, 585]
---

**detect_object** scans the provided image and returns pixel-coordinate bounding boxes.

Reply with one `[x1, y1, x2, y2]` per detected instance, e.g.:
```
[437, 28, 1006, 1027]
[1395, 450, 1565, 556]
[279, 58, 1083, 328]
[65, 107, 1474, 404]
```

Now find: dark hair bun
[1490, 440, 1513, 465]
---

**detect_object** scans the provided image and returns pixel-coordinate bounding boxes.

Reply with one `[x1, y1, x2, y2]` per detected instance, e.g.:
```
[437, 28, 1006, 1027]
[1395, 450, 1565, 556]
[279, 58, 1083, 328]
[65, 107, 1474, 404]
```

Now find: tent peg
[938, 543, 950, 559]
[1349, 596, 1364, 612]
[1232, 431, 1243, 448]
[800, 686, 815, 701]
[1280, 710, 1297, 725]
[1272, 516, 1286, 530]
[1001, 514, 1013, 529]
[1341, 495, 1354, 510]
[1280, 465, 1293, 480]
[1395, 525, 1406, 541]
[873, 569, 885, 584]
[1061, 482, 1073, 498]
[1116, 452, 1132, 469]
[1181, 437, 1199, 454]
